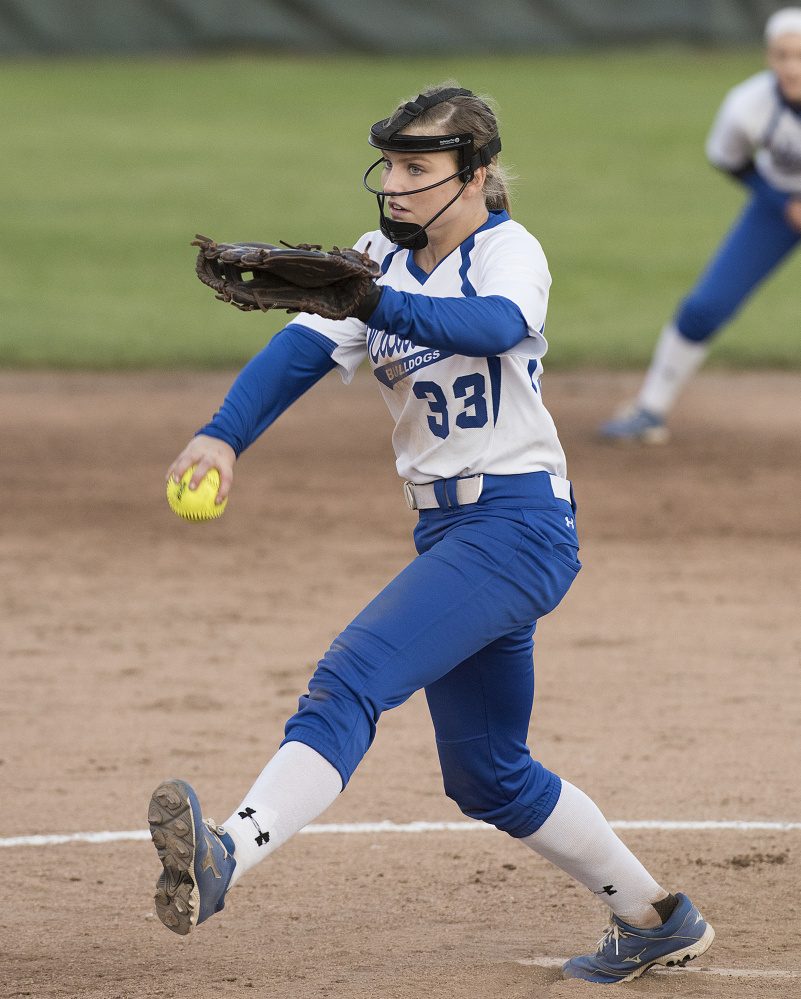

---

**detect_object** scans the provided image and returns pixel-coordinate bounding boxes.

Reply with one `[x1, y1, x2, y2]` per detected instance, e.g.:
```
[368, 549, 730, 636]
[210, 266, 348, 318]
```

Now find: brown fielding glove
[191, 235, 383, 322]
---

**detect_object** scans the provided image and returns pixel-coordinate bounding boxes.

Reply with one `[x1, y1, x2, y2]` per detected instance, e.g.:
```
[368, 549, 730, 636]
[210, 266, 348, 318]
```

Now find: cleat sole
[148, 779, 199, 935]
[618, 924, 716, 983]
[656, 923, 716, 969]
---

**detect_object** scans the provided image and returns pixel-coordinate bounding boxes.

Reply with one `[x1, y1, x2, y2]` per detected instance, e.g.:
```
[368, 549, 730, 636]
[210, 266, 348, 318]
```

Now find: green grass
[1, 48, 798, 369]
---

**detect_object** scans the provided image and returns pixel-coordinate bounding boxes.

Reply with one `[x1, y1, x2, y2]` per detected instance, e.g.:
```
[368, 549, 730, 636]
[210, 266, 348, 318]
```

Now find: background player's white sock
[637, 322, 709, 417]
[520, 780, 666, 928]
[221, 741, 342, 887]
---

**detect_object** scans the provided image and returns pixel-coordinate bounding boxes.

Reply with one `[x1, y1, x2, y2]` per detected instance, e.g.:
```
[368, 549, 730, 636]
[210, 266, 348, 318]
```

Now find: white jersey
[706, 70, 801, 193]
[296, 211, 567, 482]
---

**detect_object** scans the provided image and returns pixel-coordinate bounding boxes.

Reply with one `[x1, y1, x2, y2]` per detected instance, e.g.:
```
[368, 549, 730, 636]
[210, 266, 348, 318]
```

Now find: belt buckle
[403, 480, 418, 511]
[455, 473, 483, 506]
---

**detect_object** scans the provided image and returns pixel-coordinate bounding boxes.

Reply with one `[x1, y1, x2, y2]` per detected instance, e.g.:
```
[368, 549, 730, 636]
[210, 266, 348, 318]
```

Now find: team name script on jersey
[367, 328, 453, 389]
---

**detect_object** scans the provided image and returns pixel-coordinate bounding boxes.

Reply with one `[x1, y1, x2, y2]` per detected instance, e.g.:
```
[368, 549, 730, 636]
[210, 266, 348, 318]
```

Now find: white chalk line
[2, 823, 796, 982]
[518, 958, 797, 978]
[1, 818, 800, 848]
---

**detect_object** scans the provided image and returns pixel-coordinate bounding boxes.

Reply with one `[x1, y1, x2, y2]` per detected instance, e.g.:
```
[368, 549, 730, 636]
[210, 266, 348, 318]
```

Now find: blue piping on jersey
[398, 209, 511, 286]
[405, 252, 431, 284]
[381, 246, 403, 275]
[459, 235, 477, 297]
[459, 210, 510, 296]
[487, 356, 502, 425]
[527, 359, 541, 393]
[478, 209, 511, 230]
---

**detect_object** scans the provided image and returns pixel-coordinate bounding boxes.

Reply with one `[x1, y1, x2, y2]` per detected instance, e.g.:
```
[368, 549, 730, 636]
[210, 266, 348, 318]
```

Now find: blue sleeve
[197, 324, 336, 456]
[369, 286, 530, 356]
[727, 164, 792, 213]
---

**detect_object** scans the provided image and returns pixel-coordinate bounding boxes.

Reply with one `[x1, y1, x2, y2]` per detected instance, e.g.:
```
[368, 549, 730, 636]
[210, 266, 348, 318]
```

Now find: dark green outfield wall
[0, 1, 789, 57]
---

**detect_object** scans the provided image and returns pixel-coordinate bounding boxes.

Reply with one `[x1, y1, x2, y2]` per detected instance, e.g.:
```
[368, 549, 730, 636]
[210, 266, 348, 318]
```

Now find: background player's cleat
[562, 893, 714, 983]
[148, 777, 236, 935]
[598, 403, 669, 444]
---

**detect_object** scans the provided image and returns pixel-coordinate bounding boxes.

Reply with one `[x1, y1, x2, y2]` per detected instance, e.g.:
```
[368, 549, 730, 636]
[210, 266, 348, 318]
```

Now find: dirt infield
[2, 368, 799, 999]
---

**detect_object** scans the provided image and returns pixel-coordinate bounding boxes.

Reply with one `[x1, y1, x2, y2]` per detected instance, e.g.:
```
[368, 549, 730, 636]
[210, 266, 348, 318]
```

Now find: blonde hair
[388, 82, 513, 214]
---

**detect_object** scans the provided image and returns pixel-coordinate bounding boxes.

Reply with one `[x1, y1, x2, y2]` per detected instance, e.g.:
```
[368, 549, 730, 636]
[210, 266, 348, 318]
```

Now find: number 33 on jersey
[295, 210, 568, 484]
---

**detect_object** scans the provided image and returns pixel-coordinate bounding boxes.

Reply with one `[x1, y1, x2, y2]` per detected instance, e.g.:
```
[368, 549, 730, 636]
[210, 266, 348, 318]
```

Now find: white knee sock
[521, 781, 666, 928]
[221, 741, 343, 887]
[637, 323, 709, 417]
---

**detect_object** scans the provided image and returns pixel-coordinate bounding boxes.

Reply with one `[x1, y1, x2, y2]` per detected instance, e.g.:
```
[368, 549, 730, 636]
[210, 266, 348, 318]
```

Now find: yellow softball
[166, 465, 227, 521]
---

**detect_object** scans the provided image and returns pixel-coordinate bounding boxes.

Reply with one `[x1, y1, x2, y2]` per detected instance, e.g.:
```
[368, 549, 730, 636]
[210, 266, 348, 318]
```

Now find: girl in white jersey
[148, 85, 714, 983]
[601, 8, 801, 442]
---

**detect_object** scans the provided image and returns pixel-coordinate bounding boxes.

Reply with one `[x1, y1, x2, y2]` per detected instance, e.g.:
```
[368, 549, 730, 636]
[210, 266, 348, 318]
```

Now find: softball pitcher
[149, 84, 714, 983]
[601, 7, 801, 443]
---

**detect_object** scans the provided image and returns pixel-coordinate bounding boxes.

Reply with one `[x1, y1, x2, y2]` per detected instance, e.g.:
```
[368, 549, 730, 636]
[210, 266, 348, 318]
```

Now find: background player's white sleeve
[705, 75, 764, 171]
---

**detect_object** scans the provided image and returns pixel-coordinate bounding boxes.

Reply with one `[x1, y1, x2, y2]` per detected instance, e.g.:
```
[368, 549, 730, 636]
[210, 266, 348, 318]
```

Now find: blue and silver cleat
[562, 893, 714, 983]
[598, 403, 669, 444]
[148, 778, 236, 935]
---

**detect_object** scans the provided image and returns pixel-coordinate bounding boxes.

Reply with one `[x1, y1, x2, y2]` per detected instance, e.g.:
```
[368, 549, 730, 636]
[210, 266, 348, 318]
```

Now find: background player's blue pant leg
[675, 195, 800, 342]
[283, 495, 579, 833]
[424, 625, 561, 837]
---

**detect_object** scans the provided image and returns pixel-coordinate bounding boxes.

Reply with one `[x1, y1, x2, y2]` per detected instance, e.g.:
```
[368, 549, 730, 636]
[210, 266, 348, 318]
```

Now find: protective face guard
[363, 88, 501, 250]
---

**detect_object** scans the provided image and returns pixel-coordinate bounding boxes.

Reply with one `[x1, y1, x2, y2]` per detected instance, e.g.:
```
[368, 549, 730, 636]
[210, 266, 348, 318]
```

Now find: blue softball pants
[282, 471, 581, 838]
[676, 194, 799, 342]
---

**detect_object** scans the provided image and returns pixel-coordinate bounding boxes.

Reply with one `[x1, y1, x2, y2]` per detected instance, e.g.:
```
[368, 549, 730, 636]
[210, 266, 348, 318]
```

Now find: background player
[148, 84, 714, 983]
[600, 7, 801, 443]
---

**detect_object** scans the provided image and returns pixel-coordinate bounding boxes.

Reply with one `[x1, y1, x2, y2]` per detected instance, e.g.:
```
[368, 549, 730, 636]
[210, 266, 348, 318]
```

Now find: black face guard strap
[469, 134, 502, 173]
[370, 88, 474, 143]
